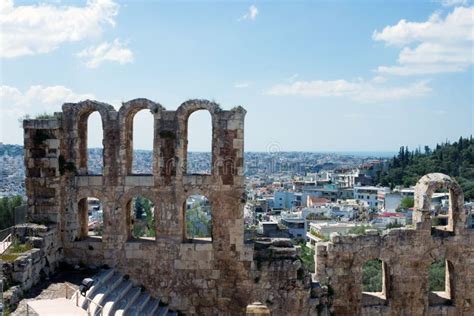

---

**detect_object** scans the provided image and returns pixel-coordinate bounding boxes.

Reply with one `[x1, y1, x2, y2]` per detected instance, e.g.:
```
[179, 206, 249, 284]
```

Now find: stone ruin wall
[22, 99, 316, 315]
[22, 98, 473, 315]
[315, 173, 474, 315]
[1, 224, 62, 308]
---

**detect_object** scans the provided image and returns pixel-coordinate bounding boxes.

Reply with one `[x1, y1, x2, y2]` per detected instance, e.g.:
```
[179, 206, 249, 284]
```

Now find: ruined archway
[413, 173, 465, 234]
[176, 100, 221, 176]
[118, 99, 164, 176]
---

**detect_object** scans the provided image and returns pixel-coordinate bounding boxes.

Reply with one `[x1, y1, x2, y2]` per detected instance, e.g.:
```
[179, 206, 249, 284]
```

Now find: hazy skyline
[1, 0, 472, 152]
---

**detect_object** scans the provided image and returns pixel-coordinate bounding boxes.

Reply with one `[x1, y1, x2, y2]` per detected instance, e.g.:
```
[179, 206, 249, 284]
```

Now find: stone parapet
[313, 173, 474, 315]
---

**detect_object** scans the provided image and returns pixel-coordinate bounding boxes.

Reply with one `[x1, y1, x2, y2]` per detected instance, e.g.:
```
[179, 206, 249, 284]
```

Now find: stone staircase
[74, 269, 177, 316]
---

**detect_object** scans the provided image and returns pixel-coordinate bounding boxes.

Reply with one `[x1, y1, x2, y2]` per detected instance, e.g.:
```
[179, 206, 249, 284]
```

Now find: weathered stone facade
[1, 224, 62, 309]
[22, 99, 473, 315]
[315, 173, 474, 315]
[22, 99, 316, 315]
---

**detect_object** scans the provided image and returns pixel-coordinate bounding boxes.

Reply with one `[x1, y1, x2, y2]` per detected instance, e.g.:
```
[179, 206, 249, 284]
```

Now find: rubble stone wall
[1, 224, 62, 309]
[314, 173, 474, 315]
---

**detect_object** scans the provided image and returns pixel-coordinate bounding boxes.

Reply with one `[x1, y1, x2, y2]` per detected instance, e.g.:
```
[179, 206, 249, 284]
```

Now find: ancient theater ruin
[3, 99, 473, 315]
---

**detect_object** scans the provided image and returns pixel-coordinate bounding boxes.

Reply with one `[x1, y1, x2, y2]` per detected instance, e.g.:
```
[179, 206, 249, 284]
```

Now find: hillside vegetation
[376, 136, 474, 200]
[0, 196, 23, 229]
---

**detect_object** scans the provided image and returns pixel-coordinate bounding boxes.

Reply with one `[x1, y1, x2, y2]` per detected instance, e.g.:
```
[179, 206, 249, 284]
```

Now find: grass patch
[10, 242, 32, 253]
[309, 228, 329, 241]
[0, 253, 20, 262]
[35, 112, 55, 119]
[0, 238, 33, 262]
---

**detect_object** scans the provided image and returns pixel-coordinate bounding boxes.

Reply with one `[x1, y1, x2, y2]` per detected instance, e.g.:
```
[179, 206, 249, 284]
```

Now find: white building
[306, 221, 363, 248]
[308, 221, 359, 237]
[370, 212, 406, 229]
[354, 186, 390, 208]
[280, 217, 305, 239]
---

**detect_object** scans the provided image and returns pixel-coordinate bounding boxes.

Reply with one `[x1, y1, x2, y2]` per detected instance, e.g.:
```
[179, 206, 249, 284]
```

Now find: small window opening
[78, 197, 103, 240]
[184, 195, 212, 242]
[127, 196, 155, 240]
[186, 110, 212, 174]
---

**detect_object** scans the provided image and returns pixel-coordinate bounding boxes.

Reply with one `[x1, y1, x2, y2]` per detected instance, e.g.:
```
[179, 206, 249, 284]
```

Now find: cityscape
[1, 143, 391, 197]
[2, 142, 472, 242]
[1, 0, 473, 315]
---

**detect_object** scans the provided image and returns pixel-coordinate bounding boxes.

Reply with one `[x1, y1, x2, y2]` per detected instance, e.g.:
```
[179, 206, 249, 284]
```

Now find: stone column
[23, 117, 62, 224]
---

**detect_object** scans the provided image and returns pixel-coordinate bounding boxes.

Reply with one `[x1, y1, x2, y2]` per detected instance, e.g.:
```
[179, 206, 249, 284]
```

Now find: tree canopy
[376, 136, 474, 200]
[0, 196, 23, 230]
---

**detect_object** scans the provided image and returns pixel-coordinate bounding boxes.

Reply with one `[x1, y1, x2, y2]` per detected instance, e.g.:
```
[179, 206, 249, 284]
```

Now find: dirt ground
[11, 266, 99, 315]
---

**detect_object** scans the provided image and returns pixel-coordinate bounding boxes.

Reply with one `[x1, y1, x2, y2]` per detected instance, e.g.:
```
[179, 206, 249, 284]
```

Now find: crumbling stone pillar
[23, 117, 62, 224]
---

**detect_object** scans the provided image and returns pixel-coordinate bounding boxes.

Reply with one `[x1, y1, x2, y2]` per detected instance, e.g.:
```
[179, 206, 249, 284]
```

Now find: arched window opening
[362, 258, 387, 305]
[78, 197, 103, 240]
[184, 195, 212, 241]
[429, 259, 453, 305]
[85, 112, 103, 175]
[430, 188, 450, 233]
[127, 196, 155, 240]
[132, 110, 154, 174]
[186, 110, 212, 175]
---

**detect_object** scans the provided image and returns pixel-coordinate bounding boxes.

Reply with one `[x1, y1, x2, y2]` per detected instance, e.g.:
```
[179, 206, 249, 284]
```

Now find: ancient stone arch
[23, 98, 474, 315]
[413, 173, 466, 234]
[176, 99, 221, 176]
[314, 172, 473, 315]
[118, 98, 165, 175]
[76, 187, 108, 203]
[62, 100, 117, 175]
[117, 187, 160, 239]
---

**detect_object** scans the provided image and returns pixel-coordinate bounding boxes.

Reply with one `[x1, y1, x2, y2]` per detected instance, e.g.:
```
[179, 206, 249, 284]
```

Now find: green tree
[0, 196, 23, 229]
[299, 243, 315, 272]
[429, 260, 446, 291]
[376, 136, 474, 201]
[386, 221, 403, 229]
[185, 200, 211, 238]
[362, 259, 383, 292]
[400, 197, 414, 209]
[132, 196, 155, 238]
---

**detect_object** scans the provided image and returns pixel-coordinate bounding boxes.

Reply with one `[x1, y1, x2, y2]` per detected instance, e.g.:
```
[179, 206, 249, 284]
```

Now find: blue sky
[1, 0, 472, 152]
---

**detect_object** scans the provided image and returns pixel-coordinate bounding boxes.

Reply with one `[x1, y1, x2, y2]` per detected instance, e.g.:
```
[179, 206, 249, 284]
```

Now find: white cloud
[0, 85, 95, 143]
[286, 73, 299, 83]
[240, 5, 258, 21]
[0, 0, 119, 58]
[265, 79, 431, 103]
[234, 82, 250, 88]
[77, 39, 133, 68]
[371, 76, 387, 84]
[439, 0, 469, 7]
[0, 85, 95, 117]
[373, 6, 474, 75]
